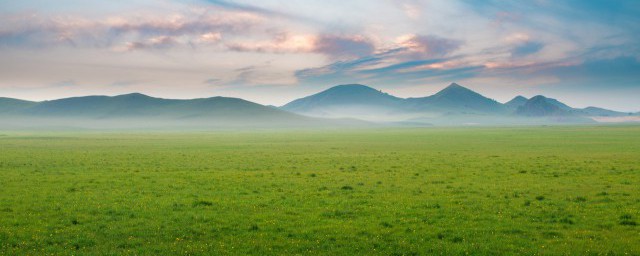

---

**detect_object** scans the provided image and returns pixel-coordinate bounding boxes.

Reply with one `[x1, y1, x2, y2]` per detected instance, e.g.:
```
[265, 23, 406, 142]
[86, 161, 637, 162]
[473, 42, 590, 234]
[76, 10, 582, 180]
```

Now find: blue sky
[0, 0, 639, 111]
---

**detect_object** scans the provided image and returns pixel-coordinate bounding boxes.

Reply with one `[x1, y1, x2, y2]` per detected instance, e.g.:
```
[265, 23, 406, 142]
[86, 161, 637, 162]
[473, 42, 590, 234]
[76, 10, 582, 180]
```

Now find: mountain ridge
[279, 83, 631, 124]
[0, 83, 635, 128]
[0, 93, 368, 129]
[405, 83, 506, 113]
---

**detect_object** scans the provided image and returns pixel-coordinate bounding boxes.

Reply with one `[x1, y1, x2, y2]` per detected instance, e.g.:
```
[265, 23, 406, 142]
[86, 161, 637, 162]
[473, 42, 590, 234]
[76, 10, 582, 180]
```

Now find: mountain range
[282, 83, 635, 124]
[0, 93, 360, 129]
[1, 83, 637, 129]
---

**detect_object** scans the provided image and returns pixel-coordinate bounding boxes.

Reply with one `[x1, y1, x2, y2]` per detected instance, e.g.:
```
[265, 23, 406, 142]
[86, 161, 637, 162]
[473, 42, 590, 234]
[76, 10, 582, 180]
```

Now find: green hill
[406, 83, 506, 114]
[0, 93, 362, 129]
[504, 96, 528, 111]
[0, 97, 37, 114]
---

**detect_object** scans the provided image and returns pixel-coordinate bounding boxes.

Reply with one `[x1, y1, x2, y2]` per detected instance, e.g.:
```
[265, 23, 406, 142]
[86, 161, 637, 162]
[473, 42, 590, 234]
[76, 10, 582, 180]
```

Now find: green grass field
[1, 126, 639, 255]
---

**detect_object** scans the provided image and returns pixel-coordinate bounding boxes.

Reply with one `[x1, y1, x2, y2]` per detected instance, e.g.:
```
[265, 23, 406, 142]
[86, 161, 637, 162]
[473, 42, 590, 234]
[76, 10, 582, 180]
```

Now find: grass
[0, 125, 639, 255]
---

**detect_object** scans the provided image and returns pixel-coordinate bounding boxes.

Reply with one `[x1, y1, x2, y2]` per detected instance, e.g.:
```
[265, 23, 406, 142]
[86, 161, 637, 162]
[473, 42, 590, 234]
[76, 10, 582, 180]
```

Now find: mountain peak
[447, 82, 463, 88]
[506, 95, 528, 105]
[433, 83, 484, 99]
[281, 83, 403, 114]
[114, 93, 152, 99]
[516, 95, 569, 117]
[324, 84, 378, 93]
[529, 95, 547, 101]
[436, 83, 476, 95]
[512, 95, 528, 101]
[406, 83, 505, 113]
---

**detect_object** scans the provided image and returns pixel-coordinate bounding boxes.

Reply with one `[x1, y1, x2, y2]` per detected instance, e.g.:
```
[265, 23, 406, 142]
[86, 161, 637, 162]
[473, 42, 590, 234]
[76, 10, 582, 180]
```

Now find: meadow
[0, 125, 639, 255]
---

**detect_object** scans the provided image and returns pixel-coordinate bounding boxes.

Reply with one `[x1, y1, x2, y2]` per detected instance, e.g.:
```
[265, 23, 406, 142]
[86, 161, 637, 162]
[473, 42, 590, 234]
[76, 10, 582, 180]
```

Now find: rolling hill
[577, 107, 631, 117]
[0, 93, 363, 129]
[0, 97, 37, 114]
[1, 82, 634, 128]
[505, 96, 528, 110]
[405, 83, 506, 114]
[516, 95, 571, 117]
[281, 84, 407, 121]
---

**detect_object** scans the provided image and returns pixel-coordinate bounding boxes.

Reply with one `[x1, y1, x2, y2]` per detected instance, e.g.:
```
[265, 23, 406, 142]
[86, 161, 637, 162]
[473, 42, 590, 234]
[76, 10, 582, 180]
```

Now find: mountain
[281, 84, 406, 121]
[514, 96, 629, 118]
[406, 83, 506, 113]
[576, 107, 629, 117]
[0, 97, 37, 114]
[0, 93, 363, 129]
[281, 82, 632, 124]
[281, 83, 507, 121]
[505, 96, 528, 110]
[540, 97, 573, 111]
[516, 96, 572, 117]
[2, 83, 634, 128]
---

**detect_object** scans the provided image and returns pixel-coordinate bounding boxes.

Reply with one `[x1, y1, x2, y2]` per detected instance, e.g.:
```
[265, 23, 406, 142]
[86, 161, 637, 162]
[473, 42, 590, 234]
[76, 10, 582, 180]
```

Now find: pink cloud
[395, 34, 462, 59]
[226, 33, 375, 59]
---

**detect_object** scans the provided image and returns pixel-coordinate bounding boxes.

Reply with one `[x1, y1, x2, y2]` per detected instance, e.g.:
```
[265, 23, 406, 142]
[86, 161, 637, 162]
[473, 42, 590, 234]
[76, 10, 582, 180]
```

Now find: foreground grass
[0, 126, 639, 255]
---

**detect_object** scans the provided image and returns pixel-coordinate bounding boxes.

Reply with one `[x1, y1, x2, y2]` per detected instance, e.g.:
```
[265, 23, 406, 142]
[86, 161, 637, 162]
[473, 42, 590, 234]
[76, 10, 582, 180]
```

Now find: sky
[1, 0, 639, 111]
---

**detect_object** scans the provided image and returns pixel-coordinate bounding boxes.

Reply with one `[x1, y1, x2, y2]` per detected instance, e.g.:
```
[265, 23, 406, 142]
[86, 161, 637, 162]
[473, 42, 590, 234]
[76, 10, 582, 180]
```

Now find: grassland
[1, 126, 639, 255]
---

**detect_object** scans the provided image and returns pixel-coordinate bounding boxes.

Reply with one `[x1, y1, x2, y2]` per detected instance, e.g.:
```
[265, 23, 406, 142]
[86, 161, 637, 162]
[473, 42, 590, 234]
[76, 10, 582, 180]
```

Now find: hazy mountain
[25, 93, 283, 119]
[1, 83, 634, 129]
[540, 96, 574, 111]
[505, 96, 528, 110]
[281, 84, 407, 121]
[282, 84, 403, 110]
[576, 107, 629, 117]
[406, 83, 506, 113]
[280, 82, 631, 125]
[0, 97, 37, 114]
[282, 83, 507, 122]
[514, 95, 629, 118]
[516, 96, 572, 117]
[0, 93, 364, 129]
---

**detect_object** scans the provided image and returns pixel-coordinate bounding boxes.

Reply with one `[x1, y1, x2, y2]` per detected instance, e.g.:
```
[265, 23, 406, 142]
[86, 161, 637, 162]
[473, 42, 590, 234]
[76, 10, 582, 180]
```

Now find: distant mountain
[516, 96, 571, 117]
[0, 97, 37, 114]
[514, 95, 629, 118]
[281, 84, 406, 121]
[406, 83, 506, 113]
[280, 82, 631, 125]
[0, 93, 363, 129]
[282, 84, 402, 111]
[2, 83, 634, 128]
[575, 107, 629, 117]
[505, 96, 528, 110]
[281, 82, 507, 121]
[24, 93, 282, 119]
[514, 96, 603, 123]
[539, 96, 573, 111]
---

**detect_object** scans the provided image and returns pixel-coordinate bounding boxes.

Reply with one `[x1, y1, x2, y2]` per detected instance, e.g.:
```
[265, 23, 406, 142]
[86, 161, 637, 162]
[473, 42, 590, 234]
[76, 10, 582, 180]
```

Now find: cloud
[313, 34, 375, 59]
[118, 36, 177, 51]
[225, 64, 298, 86]
[295, 52, 480, 87]
[294, 33, 466, 85]
[226, 33, 316, 53]
[395, 34, 463, 59]
[540, 56, 640, 84]
[50, 79, 77, 87]
[0, 8, 264, 50]
[512, 41, 544, 57]
[199, 0, 314, 23]
[226, 33, 375, 60]
[198, 32, 222, 43]
[203, 78, 221, 86]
